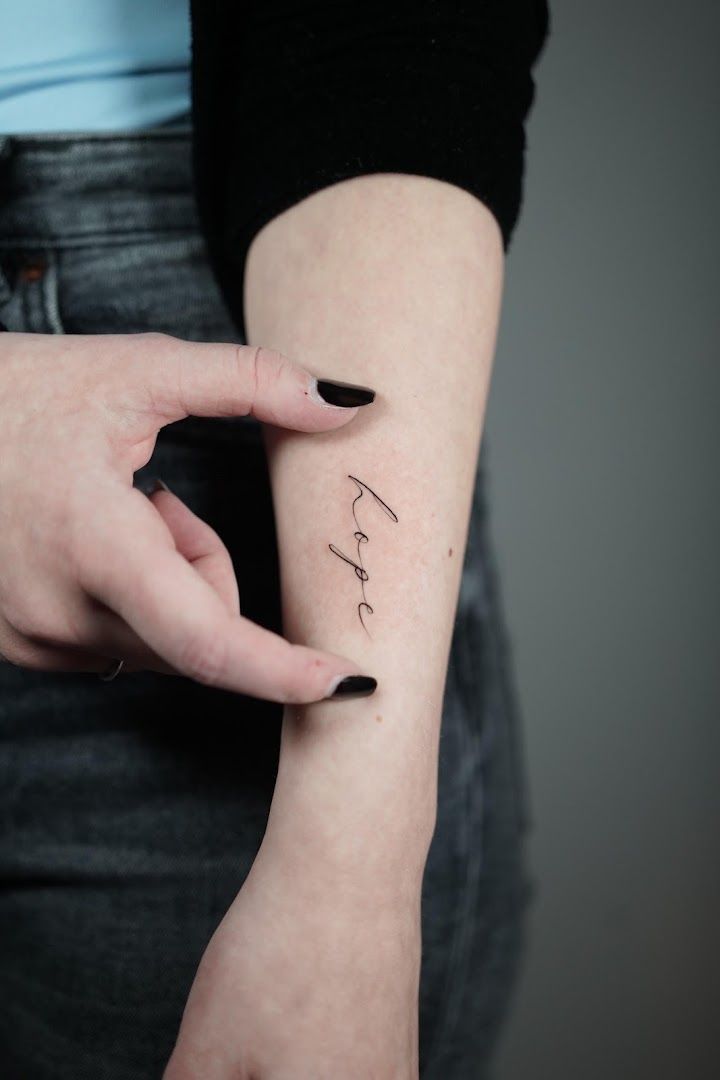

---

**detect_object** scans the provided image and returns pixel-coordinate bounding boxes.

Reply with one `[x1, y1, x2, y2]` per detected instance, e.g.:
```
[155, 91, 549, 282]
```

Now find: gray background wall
[484, 2, 719, 1078]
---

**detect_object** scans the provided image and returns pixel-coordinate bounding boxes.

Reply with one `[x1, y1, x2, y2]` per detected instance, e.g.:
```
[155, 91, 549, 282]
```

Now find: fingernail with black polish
[313, 378, 376, 408]
[326, 674, 378, 699]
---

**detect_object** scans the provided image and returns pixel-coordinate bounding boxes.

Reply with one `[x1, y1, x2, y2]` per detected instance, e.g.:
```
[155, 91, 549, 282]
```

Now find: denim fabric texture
[0, 130, 534, 1080]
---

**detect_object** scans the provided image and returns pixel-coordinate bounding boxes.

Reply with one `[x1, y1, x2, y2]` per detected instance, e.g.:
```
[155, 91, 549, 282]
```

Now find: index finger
[78, 487, 372, 704]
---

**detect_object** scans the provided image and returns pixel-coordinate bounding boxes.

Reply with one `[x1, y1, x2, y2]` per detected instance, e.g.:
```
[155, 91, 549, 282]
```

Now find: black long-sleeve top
[189, 1, 550, 342]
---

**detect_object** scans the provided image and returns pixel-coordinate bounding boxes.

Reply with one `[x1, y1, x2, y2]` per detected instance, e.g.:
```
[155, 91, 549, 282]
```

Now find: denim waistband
[0, 127, 198, 248]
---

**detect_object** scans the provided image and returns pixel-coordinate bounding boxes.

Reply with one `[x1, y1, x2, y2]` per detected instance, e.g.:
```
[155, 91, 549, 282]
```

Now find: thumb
[135, 333, 376, 432]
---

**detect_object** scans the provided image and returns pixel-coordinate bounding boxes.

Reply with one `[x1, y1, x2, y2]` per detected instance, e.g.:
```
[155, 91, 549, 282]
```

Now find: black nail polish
[328, 675, 378, 699]
[315, 379, 376, 407]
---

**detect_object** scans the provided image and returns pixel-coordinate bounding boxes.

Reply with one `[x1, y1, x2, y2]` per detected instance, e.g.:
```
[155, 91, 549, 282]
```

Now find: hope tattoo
[328, 475, 398, 637]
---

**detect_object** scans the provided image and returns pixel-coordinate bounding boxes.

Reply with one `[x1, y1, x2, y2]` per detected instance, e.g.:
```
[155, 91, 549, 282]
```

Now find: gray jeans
[0, 130, 533, 1080]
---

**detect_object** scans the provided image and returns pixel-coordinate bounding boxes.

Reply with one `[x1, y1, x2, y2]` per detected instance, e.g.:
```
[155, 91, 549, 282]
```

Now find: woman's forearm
[243, 173, 504, 891]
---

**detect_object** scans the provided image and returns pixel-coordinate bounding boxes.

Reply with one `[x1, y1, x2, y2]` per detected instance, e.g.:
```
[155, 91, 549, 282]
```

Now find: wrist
[258, 811, 431, 914]
[263, 716, 437, 903]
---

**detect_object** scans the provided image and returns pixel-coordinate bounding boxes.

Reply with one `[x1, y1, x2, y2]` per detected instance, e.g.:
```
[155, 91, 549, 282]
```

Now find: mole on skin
[375, 714, 383, 723]
[448, 547, 453, 557]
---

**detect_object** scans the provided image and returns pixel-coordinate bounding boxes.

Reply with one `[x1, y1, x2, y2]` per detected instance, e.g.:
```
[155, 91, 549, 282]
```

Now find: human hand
[163, 827, 421, 1080]
[0, 331, 377, 701]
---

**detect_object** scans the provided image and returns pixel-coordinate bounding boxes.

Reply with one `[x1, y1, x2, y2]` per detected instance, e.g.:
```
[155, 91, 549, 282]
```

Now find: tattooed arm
[252, 172, 503, 858]
[255, 175, 501, 1043]
[164, 173, 503, 1078]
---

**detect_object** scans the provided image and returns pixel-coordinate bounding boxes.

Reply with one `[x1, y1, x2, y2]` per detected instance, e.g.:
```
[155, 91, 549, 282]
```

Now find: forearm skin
[243, 173, 504, 893]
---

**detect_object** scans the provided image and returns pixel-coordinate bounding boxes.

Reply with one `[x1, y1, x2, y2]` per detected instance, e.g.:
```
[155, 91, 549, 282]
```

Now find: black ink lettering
[328, 475, 398, 636]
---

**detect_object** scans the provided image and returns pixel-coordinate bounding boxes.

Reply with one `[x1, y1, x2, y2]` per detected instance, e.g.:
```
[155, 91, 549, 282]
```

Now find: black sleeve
[189, 0, 550, 342]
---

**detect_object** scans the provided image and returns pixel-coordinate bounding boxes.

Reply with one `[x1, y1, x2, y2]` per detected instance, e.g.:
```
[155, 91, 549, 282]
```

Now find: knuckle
[176, 625, 228, 687]
[0, 629, 49, 670]
[2, 592, 65, 645]
[249, 345, 262, 414]
[246, 346, 289, 422]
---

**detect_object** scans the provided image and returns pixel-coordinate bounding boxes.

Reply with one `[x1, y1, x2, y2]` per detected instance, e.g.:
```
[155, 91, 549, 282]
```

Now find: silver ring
[99, 658, 125, 682]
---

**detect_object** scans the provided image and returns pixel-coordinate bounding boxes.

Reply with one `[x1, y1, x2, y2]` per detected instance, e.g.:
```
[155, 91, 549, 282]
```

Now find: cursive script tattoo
[328, 475, 398, 636]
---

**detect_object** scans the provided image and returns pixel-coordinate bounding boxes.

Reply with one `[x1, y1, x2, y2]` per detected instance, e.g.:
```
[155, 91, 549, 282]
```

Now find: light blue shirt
[0, 0, 191, 133]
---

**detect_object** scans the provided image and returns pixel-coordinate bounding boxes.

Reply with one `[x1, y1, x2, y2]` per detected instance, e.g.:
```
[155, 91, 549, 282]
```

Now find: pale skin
[163, 173, 504, 1078]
